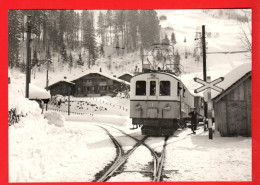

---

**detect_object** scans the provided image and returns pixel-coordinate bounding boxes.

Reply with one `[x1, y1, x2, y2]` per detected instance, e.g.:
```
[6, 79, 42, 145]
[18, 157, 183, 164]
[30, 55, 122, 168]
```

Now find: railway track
[154, 136, 168, 181]
[99, 124, 170, 182]
[95, 125, 148, 182]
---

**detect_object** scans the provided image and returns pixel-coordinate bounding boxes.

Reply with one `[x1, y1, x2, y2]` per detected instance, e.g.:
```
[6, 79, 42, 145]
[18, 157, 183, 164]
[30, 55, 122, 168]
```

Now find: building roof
[29, 84, 51, 100]
[69, 70, 130, 85]
[118, 72, 134, 78]
[212, 62, 252, 101]
[48, 80, 75, 88]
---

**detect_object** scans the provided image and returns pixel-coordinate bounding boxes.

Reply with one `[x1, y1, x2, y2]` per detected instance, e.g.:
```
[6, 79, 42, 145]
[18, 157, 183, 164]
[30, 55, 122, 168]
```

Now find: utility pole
[202, 25, 208, 123]
[25, 15, 32, 98]
[207, 76, 213, 139]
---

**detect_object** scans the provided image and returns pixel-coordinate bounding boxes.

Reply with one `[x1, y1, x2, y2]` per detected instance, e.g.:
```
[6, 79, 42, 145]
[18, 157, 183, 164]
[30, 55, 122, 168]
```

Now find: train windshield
[136, 81, 146, 95]
[150, 81, 156, 96]
[160, 81, 170, 96]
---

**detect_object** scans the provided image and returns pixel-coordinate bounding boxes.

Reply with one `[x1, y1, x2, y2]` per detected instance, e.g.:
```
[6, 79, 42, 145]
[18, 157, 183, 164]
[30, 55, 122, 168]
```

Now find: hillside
[9, 9, 251, 92]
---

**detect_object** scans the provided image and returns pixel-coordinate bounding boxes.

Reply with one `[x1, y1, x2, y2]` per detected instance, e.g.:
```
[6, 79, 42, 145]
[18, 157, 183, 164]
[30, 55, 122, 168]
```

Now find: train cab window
[150, 81, 156, 96]
[177, 82, 182, 96]
[160, 81, 170, 96]
[136, 81, 146, 96]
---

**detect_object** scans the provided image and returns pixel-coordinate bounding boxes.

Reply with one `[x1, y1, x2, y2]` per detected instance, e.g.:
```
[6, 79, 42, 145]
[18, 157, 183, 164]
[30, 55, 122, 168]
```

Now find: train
[130, 71, 204, 136]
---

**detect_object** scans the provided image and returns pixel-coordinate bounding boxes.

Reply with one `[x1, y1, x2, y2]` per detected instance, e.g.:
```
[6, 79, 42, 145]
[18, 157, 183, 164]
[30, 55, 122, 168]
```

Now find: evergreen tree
[171, 32, 177, 45]
[68, 53, 73, 73]
[82, 10, 97, 68]
[97, 11, 105, 45]
[32, 49, 39, 68]
[60, 40, 67, 62]
[162, 35, 170, 45]
[126, 10, 139, 51]
[8, 10, 22, 68]
[100, 44, 105, 57]
[174, 50, 181, 74]
[106, 10, 113, 45]
[139, 10, 160, 48]
[77, 53, 84, 66]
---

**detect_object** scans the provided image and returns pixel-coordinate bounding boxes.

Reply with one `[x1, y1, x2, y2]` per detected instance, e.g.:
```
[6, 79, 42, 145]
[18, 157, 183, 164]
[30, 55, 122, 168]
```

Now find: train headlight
[164, 104, 171, 111]
[135, 103, 142, 111]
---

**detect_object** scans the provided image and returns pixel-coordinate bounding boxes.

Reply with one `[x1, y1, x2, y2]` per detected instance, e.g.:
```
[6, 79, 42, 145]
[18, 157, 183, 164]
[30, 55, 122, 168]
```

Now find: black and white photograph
[8, 9, 252, 182]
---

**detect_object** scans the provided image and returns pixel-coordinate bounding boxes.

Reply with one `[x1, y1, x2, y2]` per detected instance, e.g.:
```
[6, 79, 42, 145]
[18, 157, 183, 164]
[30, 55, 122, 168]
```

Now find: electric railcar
[130, 72, 204, 136]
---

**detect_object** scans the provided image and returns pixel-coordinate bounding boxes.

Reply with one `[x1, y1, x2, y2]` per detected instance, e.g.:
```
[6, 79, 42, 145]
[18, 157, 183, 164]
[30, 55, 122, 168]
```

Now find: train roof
[132, 71, 180, 81]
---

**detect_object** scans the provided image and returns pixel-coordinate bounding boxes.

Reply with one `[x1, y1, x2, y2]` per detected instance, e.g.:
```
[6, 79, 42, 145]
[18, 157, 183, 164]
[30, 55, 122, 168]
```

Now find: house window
[160, 81, 170, 96]
[150, 81, 156, 96]
[136, 81, 146, 96]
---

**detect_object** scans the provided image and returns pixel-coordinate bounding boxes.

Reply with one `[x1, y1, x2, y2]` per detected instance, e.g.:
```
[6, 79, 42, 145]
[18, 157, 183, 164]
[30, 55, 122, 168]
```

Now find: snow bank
[44, 111, 65, 127]
[8, 84, 41, 115]
[29, 84, 51, 100]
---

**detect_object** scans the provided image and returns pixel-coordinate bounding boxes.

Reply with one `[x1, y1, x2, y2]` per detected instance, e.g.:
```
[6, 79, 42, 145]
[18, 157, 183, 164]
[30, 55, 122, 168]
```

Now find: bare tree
[239, 10, 252, 58]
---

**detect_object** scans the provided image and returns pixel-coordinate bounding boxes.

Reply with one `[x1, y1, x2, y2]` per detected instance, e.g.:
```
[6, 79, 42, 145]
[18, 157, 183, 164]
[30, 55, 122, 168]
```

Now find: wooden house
[212, 63, 251, 137]
[70, 71, 130, 97]
[48, 80, 75, 97]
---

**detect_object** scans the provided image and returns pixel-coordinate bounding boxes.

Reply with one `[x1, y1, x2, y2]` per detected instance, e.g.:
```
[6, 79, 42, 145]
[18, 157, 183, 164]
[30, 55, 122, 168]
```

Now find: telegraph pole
[202, 25, 208, 121]
[25, 15, 32, 98]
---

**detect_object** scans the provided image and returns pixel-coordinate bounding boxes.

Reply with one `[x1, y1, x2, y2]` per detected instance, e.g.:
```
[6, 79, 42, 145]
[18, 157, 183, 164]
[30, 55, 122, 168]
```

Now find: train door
[147, 79, 159, 118]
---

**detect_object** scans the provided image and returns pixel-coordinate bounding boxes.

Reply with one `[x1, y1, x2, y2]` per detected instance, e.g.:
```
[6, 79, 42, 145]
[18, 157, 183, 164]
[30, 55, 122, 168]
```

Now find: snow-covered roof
[48, 80, 75, 88]
[118, 72, 134, 78]
[29, 84, 51, 100]
[212, 62, 252, 100]
[181, 70, 230, 96]
[69, 70, 130, 85]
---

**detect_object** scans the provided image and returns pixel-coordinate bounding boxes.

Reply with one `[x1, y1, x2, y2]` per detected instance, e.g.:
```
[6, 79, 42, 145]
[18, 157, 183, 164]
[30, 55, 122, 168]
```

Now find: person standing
[189, 108, 199, 134]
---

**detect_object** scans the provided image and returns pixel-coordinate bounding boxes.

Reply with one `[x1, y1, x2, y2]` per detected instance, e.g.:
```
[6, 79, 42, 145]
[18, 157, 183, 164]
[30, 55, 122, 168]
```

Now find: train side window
[177, 82, 182, 96]
[150, 81, 156, 96]
[136, 81, 146, 96]
[160, 81, 170, 96]
[183, 88, 186, 97]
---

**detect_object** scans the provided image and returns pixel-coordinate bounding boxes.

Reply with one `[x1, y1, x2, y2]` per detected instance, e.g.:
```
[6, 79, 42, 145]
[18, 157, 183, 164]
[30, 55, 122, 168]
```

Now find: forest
[8, 10, 167, 71]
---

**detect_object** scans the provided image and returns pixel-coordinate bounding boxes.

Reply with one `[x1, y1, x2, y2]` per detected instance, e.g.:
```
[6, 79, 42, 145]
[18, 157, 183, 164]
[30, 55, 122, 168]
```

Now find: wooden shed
[213, 71, 251, 137]
[48, 80, 75, 97]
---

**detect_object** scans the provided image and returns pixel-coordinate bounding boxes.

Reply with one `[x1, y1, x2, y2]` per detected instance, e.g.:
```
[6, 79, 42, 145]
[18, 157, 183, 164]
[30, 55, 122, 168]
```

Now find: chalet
[118, 73, 133, 83]
[48, 80, 75, 97]
[212, 63, 251, 137]
[70, 71, 130, 97]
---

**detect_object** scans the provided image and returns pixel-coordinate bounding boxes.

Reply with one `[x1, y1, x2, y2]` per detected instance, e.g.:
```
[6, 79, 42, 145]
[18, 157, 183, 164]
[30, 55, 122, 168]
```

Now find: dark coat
[189, 111, 198, 124]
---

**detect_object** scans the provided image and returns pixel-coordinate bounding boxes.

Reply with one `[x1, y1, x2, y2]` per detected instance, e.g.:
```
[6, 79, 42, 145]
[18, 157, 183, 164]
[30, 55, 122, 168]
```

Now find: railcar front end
[130, 72, 193, 135]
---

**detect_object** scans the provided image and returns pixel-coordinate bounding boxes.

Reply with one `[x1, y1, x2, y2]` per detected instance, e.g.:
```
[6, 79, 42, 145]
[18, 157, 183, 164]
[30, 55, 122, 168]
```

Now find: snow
[44, 111, 65, 127]
[29, 84, 51, 100]
[8, 84, 42, 115]
[68, 70, 130, 85]
[211, 62, 251, 99]
[9, 121, 116, 182]
[8, 9, 252, 183]
[164, 127, 251, 181]
[48, 80, 75, 88]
